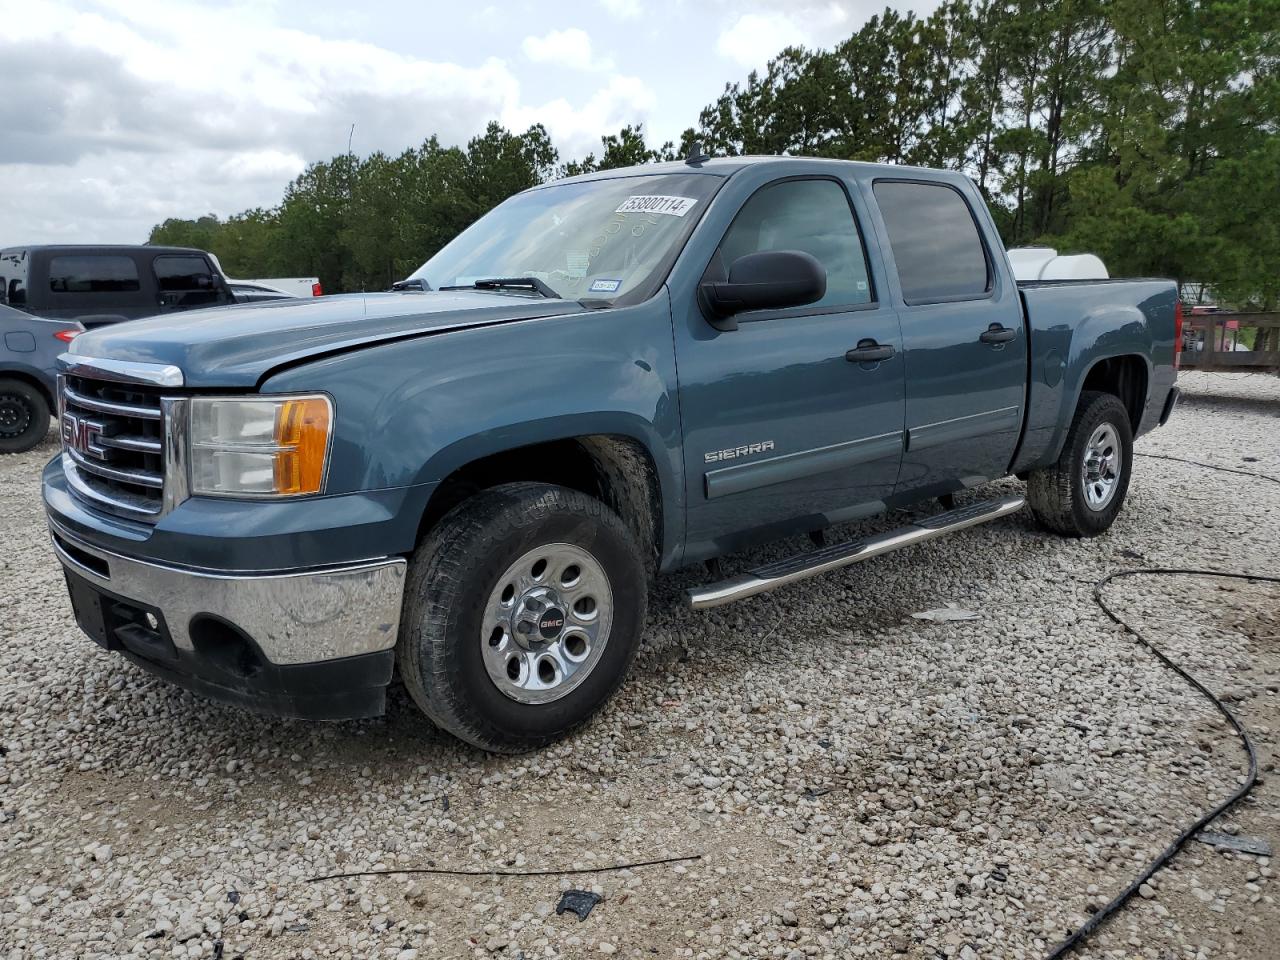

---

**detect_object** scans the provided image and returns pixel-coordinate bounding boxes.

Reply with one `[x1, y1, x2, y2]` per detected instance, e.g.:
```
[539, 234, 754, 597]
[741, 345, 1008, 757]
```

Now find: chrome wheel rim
[1081, 422, 1122, 510]
[481, 542, 614, 704]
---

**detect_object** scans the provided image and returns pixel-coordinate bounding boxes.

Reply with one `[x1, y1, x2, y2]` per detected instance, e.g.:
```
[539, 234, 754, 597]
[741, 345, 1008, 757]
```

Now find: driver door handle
[979, 323, 1017, 345]
[845, 339, 895, 363]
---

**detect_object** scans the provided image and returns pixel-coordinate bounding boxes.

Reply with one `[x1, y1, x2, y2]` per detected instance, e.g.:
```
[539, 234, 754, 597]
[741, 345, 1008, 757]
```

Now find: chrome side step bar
[687, 495, 1026, 610]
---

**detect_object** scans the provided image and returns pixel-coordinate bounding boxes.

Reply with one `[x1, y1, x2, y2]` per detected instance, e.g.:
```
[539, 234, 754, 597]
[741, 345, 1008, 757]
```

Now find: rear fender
[1012, 281, 1175, 474]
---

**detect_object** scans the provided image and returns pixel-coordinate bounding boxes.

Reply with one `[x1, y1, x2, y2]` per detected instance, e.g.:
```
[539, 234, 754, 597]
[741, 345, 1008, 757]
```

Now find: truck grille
[60, 374, 168, 521]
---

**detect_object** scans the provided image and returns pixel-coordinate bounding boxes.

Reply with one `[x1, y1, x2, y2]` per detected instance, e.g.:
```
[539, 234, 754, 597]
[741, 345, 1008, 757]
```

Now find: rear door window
[48, 255, 141, 293]
[153, 255, 226, 308]
[873, 181, 990, 304]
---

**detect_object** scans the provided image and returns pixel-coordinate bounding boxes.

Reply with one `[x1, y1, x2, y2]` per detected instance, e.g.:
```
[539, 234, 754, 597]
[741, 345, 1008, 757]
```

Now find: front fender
[263, 296, 685, 568]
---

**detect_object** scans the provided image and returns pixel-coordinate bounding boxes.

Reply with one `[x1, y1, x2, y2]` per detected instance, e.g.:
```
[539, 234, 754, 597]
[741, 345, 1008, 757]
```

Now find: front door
[869, 179, 1026, 498]
[673, 175, 906, 562]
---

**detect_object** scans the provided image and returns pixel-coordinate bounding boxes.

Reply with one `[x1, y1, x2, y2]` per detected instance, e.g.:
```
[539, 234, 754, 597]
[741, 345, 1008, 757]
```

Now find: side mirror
[699, 250, 826, 329]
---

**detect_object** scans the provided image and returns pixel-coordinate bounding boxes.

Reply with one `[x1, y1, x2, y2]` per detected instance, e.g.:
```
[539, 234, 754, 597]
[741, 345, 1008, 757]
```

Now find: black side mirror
[699, 250, 826, 329]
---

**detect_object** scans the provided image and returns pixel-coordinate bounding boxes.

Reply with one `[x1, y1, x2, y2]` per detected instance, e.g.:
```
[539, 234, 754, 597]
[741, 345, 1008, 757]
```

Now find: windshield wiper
[391, 278, 430, 292]
[441, 277, 560, 299]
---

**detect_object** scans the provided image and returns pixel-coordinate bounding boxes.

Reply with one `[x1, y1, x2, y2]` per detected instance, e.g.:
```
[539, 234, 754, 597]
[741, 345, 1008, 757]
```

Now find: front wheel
[0, 378, 51, 454]
[397, 482, 647, 752]
[1027, 390, 1134, 537]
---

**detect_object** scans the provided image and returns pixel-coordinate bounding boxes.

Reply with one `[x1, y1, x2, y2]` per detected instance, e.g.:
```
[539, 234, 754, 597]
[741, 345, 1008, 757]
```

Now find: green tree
[1062, 0, 1280, 291]
[562, 124, 676, 176]
[148, 214, 223, 251]
[275, 155, 358, 293]
[463, 122, 558, 217]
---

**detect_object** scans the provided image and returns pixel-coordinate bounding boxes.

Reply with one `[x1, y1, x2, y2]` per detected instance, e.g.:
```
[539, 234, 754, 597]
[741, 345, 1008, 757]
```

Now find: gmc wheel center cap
[538, 608, 566, 639]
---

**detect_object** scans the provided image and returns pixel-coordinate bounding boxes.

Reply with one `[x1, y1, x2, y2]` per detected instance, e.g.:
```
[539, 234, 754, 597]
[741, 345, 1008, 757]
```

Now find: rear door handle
[846, 339, 895, 363]
[979, 323, 1017, 345]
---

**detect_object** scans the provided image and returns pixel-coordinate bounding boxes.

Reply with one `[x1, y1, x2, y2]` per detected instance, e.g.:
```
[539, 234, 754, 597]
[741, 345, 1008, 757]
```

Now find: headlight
[189, 395, 332, 497]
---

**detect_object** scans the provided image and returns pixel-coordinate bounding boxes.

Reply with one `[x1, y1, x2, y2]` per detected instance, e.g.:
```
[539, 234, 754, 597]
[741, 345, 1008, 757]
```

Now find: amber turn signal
[273, 397, 331, 495]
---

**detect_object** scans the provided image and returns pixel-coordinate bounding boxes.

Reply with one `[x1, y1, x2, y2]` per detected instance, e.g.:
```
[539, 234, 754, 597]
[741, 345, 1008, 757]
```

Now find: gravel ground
[2, 370, 1278, 960]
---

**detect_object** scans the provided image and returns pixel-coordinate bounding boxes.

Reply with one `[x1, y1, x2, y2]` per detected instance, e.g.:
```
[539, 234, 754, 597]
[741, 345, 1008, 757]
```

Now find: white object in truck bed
[1007, 247, 1109, 282]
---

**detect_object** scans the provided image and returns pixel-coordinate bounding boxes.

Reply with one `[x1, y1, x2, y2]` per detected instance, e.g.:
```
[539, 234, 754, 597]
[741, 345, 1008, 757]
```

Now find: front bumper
[49, 520, 406, 720]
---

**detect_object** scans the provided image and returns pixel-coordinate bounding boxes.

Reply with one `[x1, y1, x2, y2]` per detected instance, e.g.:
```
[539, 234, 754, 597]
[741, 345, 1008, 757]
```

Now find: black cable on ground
[1046, 450, 1280, 956]
[306, 853, 701, 884]
[1135, 452, 1280, 485]
[1044, 567, 1276, 958]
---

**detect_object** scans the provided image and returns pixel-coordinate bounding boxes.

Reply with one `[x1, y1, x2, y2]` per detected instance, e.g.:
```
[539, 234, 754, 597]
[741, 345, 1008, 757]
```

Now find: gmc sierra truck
[42, 156, 1180, 752]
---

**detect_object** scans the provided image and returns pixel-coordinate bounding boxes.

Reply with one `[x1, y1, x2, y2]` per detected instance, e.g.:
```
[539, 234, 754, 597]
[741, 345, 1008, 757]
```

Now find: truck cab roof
[546, 155, 971, 187]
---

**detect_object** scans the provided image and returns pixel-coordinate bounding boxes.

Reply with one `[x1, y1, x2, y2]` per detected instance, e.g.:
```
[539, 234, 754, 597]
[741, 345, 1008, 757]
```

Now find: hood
[68, 291, 586, 388]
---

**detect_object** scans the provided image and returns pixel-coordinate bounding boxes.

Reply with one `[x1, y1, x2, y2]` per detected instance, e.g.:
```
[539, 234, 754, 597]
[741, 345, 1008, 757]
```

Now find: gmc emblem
[61, 412, 108, 460]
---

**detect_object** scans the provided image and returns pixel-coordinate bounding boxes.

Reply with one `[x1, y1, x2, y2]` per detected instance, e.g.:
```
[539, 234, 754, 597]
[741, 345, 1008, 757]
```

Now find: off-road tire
[0, 378, 50, 454]
[1028, 390, 1133, 537]
[397, 482, 647, 752]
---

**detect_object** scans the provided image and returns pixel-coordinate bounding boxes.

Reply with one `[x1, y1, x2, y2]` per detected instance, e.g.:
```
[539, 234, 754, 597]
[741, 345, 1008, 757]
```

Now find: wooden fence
[1181, 312, 1280, 372]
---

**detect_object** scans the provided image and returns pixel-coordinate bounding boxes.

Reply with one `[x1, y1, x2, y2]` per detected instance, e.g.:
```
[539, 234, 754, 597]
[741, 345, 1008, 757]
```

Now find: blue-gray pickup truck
[43, 156, 1180, 751]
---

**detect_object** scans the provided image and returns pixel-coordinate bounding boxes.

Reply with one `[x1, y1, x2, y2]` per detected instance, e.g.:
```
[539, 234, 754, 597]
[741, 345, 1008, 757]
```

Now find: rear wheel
[397, 482, 647, 752]
[0, 378, 50, 454]
[1027, 390, 1133, 537]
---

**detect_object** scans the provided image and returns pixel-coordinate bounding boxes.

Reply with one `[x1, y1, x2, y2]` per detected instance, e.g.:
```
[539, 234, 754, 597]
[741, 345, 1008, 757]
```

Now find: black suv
[0, 245, 235, 327]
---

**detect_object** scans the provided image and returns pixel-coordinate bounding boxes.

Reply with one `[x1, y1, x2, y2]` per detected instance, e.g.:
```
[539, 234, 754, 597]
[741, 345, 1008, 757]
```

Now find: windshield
[409, 173, 721, 303]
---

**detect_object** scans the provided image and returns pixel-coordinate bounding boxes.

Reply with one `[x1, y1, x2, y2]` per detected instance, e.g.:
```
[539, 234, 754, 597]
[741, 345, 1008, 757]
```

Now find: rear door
[868, 178, 1025, 497]
[674, 172, 905, 561]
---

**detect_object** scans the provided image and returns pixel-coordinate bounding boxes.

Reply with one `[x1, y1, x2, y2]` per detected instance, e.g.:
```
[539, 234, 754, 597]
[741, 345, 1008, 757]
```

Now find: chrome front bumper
[49, 520, 406, 666]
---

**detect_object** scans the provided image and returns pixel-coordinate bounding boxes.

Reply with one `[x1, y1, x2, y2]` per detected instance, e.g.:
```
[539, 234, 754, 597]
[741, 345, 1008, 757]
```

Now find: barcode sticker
[615, 195, 698, 217]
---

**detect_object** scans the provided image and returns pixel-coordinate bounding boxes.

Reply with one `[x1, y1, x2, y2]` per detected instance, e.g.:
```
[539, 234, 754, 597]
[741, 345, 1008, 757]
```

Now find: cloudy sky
[0, 0, 937, 245]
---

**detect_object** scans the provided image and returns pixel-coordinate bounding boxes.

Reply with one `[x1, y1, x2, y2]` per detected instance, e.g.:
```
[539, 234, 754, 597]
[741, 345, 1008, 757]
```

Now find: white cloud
[716, 12, 811, 68]
[0, 0, 527, 165]
[504, 74, 657, 157]
[712, 1, 928, 69]
[217, 150, 308, 183]
[522, 28, 612, 72]
[0, 150, 304, 244]
[0, 0, 657, 243]
[600, 0, 642, 19]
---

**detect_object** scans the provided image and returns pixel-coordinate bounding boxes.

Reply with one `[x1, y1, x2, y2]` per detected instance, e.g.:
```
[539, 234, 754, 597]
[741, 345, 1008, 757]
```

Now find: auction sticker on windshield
[615, 195, 698, 217]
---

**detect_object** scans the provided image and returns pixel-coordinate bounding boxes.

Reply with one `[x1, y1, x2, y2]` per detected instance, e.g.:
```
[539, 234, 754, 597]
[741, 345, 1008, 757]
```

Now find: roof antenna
[685, 141, 710, 166]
